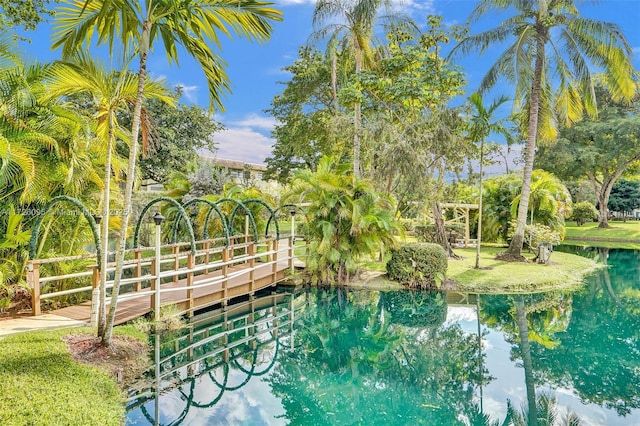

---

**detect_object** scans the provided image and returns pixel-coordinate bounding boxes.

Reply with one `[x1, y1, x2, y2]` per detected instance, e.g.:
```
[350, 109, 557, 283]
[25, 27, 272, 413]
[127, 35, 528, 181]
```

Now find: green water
[126, 246, 640, 425]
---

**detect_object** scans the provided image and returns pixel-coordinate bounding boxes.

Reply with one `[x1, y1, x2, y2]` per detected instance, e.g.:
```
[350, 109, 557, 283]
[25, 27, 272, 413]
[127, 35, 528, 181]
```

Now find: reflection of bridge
[126, 291, 304, 426]
[25, 195, 306, 325]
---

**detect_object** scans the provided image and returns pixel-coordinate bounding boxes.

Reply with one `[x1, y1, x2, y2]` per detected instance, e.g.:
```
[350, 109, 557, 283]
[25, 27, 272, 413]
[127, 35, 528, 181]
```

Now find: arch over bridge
[26, 195, 303, 322]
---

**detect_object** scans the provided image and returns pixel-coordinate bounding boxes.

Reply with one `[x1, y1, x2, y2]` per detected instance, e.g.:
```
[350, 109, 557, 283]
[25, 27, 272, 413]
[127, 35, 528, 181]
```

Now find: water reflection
[126, 292, 298, 425]
[126, 246, 640, 425]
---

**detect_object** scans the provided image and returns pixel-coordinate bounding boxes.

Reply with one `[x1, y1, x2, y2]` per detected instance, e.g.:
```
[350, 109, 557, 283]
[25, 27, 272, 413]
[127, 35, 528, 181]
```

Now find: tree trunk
[432, 201, 459, 259]
[515, 296, 538, 426]
[331, 52, 338, 111]
[97, 116, 114, 336]
[475, 139, 484, 269]
[353, 45, 362, 179]
[101, 21, 151, 347]
[503, 39, 545, 260]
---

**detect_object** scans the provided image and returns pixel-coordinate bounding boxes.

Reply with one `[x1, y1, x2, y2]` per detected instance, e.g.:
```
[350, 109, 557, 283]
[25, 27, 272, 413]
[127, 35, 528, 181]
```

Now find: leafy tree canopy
[0, 0, 52, 31]
[608, 179, 640, 215]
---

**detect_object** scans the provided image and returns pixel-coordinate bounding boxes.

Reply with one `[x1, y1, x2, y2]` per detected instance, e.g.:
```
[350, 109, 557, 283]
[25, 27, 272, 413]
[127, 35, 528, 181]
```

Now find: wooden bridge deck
[51, 261, 291, 325]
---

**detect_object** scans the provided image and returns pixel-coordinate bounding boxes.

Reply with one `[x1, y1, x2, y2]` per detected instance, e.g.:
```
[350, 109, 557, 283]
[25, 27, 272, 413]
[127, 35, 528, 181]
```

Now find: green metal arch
[266, 203, 303, 238]
[215, 198, 258, 243]
[171, 198, 230, 246]
[230, 199, 279, 240]
[132, 197, 196, 255]
[28, 195, 101, 266]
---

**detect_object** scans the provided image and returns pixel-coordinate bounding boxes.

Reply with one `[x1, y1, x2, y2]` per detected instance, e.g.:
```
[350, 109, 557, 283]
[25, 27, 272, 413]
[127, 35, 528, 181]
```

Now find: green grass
[446, 247, 601, 293]
[565, 221, 640, 242]
[0, 326, 146, 426]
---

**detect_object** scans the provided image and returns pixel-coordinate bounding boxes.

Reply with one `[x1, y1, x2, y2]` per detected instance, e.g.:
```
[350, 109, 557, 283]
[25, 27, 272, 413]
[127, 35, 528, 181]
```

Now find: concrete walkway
[0, 314, 87, 338]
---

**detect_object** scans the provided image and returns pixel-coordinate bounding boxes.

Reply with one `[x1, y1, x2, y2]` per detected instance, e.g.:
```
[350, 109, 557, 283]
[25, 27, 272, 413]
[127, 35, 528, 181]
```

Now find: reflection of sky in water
[446, 306, 640, 426]
[128, 280, 640, 426]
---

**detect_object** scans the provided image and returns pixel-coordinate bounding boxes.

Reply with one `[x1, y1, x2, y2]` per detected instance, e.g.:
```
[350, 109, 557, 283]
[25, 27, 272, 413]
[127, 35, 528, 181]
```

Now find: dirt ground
[63, 334, 151, 385]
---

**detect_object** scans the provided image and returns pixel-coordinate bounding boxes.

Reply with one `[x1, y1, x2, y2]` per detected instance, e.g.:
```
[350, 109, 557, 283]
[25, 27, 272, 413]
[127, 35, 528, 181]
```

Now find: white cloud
[633, 46, 640, 56]
[276, 0, 316, 5]
[212, 127, 275, 164]
[231, 114, 278, 130]
[176, 83, 200, 104]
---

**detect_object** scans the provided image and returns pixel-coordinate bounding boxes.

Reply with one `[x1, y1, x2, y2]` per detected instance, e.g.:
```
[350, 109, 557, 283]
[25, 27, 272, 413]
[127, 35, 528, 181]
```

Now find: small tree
[571, 201, 598, 226]
[285, 156, 400, 285]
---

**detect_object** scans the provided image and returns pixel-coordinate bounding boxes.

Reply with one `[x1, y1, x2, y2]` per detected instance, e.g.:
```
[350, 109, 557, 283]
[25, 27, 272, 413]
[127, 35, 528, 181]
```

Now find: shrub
[386, 243, 447, 289]
[571, 201, 599, 226]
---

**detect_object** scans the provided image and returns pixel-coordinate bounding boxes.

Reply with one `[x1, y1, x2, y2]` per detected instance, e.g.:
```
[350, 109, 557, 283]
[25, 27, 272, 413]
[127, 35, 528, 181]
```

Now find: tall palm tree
[43, 52, 173, 334]
[454, 0, 636, 259]
[311, 0, 396, 178]
[52, 0, 282, 346]
[467, 92, 511, 268]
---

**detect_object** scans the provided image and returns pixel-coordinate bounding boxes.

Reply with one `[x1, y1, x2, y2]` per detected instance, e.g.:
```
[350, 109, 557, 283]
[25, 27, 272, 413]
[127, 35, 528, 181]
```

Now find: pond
[125, 246, 640, 425]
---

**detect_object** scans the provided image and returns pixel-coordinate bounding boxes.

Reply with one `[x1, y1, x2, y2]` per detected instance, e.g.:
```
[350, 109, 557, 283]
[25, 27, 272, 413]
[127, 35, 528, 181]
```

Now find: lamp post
[289, 208, 296, 270]
[153, 212, 165, 322]
[91, 215, 102, 327]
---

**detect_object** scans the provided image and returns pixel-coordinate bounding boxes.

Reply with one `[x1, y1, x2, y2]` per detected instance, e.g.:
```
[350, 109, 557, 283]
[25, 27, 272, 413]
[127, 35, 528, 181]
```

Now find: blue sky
[17, 0, 640, 165]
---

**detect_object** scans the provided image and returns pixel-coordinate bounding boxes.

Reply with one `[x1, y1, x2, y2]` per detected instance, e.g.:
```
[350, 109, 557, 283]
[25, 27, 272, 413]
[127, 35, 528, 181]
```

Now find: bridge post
[289, 209, 296, 272]
[186, 253, 194, 316]
[271, 240, 278, 282]
[249, 243, 256, 295]
[172, 246, 179, 283]
[203, 241, 211, 274]
[134, 249, 142, 292]
[26, 261, 40, 316]
[150, 258, 158, 317]
[90, 265, 100, 327]
[222, 248, 229, 303]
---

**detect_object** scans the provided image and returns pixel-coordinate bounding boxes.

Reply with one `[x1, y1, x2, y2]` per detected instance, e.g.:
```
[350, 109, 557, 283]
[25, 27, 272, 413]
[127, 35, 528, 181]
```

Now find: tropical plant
[511, 170, 572, 239]
[467, 92, 511, 268]
[43, 52, 174, 331]
[52, 0, 283, 347]
[285, 156, 400, 285]
[454, 0, 637, 258]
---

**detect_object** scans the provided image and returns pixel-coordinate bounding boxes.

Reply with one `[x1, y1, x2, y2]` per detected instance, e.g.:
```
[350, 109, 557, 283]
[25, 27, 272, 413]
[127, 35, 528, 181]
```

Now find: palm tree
[454, 0, 636, 259]
[285, 156, 399, 285]
[311, 0, 399, 178]
[52, 0, 282, 346]
[511, 169, 572, 240]
[467, 92, 511, 268]
[43, 52, 173, 334]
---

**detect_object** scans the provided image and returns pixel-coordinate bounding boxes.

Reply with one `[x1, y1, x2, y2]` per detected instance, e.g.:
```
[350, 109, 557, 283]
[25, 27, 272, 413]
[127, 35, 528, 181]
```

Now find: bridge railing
[25, 234, 308, 321]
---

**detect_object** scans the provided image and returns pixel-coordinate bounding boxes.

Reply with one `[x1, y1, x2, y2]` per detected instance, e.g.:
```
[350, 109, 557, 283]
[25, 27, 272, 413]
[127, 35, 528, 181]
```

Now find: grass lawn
[565, 221, 640, 242]
[446, 246, 601, 293]
[0, 326, 148, 426]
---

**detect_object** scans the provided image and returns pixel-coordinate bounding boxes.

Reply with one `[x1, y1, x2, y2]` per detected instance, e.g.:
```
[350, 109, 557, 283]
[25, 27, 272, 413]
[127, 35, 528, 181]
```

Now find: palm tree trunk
[101, 20, 151, 347]
[331, 52, 338, 111]
[353, 46, 362, 179]
[504, 40, 545, 259]
[515, 296, 538, 426]
[475, 139, 484, 269]
[97, 116, 114, 336]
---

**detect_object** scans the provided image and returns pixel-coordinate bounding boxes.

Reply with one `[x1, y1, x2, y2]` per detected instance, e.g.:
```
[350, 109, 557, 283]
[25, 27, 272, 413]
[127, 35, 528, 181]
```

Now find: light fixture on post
[289, 208, 296, 270]
[152, 211, 165, 322]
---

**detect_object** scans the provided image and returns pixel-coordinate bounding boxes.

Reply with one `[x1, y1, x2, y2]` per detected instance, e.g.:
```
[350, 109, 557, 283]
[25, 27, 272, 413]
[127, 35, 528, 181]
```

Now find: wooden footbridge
[25, 195, 306, 326]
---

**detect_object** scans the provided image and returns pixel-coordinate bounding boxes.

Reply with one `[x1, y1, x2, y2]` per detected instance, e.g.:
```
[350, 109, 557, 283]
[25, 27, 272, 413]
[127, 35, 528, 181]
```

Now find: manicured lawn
[446, 247, 601, 293]
[0, 326, 147, 426]
[565, 221, 640, 242]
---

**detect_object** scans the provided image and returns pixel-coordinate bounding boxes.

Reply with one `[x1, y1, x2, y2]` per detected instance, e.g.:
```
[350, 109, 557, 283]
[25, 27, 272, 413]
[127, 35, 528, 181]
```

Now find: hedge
[386, 243, 447, 289]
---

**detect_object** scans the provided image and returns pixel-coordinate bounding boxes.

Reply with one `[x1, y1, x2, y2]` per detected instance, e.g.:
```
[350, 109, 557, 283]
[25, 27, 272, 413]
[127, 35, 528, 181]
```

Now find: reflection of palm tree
[515, 295, 538, 426]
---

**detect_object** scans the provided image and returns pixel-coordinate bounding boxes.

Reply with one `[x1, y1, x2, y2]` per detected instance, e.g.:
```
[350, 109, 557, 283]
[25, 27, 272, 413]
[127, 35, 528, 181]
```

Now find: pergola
[440, 203, 479, 248]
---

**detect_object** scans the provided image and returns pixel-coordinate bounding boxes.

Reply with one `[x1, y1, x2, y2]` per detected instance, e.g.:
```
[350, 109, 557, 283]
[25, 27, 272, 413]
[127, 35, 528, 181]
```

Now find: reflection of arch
[229, 198, 279, 240]
[215, 198, 258, 243]
[139, 379, 195, 426]
[132, 196, 196, 254]
[171, 198, 230, 246]
[28, 195, 101, 266]
[231, 338, 279, 376]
